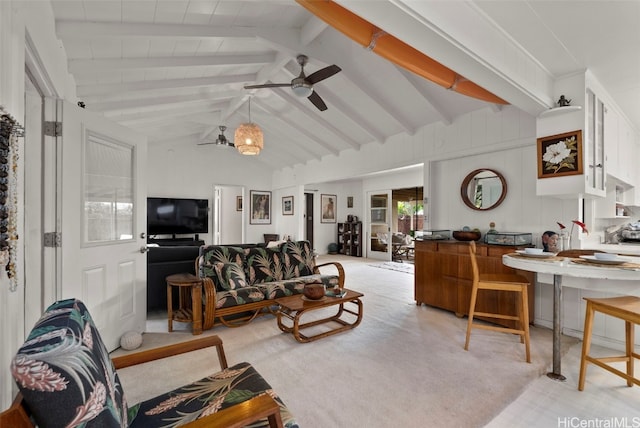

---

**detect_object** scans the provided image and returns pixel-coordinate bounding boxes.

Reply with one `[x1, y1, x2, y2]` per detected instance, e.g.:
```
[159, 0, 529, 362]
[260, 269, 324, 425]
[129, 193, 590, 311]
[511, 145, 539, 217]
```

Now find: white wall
[0, 0, 80, 409]
[431, 147, 580, 245]
[146, 140, 273, 244]
[272, 185, 303, 242]
[218, 185, 242, 245]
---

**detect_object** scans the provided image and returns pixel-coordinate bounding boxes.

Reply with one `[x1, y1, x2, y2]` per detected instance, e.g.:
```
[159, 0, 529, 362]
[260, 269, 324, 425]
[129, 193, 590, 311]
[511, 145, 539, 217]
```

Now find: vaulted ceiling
[49, 1, 640, 171]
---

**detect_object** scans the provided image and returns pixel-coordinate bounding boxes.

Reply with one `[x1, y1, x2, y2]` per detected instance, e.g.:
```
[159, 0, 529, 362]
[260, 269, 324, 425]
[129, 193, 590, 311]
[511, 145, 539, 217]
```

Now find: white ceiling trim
[397, 68, 452, 125]
[90, 92, 236, 113]
[77, 74, 254, 97]
[69, 53, 276, 74]
[252, 98, 339, 158]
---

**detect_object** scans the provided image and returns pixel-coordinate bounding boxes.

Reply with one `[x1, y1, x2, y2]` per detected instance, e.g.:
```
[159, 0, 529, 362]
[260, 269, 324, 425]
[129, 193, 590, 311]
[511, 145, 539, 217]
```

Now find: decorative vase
[560, 232, 571, 252]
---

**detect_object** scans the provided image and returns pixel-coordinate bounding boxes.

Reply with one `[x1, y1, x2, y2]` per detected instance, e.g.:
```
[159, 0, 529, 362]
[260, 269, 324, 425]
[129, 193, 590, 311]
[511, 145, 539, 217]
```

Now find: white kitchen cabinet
[585, 88, 606, 195]
[604, 105, 619, 180]
[595, 183, 631, 219]
[605, 105, 636, 185]
[536, 87, 605, 199]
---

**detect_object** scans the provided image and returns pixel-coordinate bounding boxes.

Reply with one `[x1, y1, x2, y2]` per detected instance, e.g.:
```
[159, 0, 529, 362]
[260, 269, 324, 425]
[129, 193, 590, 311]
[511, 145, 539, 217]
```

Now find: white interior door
[214, 185, 244, 245]
[55, 100, 147, 351]
[368, 190, 392, 260]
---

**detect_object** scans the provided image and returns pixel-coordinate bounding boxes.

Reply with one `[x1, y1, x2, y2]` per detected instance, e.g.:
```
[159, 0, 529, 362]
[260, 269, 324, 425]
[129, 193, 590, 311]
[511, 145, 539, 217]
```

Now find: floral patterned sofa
[4, 298, 296, 427]
[198, 240, 344, 328]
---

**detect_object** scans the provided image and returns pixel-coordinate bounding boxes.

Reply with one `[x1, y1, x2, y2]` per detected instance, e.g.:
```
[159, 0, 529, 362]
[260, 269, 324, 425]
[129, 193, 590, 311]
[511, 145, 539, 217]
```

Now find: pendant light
[234, 98, 264, 155]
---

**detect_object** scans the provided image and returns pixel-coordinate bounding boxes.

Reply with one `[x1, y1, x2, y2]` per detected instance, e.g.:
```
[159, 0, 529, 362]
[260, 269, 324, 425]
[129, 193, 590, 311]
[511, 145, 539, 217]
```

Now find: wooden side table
[166, 273, 203, 335]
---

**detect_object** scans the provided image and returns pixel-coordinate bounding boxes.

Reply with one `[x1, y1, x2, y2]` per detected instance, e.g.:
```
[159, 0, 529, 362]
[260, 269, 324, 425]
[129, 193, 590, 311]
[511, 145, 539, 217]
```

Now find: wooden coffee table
[275, 288, 364, 343]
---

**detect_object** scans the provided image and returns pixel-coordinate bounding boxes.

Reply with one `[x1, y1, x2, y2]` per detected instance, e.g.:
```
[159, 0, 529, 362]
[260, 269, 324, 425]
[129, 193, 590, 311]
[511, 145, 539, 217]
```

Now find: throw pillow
[214, 262, 247, 290]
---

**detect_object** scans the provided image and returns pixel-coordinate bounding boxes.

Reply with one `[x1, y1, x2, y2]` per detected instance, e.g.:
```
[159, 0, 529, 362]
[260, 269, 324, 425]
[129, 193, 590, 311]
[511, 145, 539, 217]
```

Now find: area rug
[369, 261, 414, 274]
[116, 258, 573, 428]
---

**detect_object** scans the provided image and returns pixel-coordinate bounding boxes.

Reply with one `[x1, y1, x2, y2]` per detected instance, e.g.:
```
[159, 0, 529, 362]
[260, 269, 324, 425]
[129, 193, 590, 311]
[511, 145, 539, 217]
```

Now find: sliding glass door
[368, 191, 391, 260]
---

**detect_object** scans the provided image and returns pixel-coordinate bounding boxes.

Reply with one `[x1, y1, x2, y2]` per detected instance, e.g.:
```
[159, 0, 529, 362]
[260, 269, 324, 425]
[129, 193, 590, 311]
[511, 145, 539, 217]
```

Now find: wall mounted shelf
[538, 105, 582, 118]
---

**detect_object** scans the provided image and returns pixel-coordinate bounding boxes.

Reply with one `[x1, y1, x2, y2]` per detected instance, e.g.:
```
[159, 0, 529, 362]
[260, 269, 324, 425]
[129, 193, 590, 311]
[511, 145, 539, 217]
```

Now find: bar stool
[578, 296, 640, 390]
[464, 241, 531, 362]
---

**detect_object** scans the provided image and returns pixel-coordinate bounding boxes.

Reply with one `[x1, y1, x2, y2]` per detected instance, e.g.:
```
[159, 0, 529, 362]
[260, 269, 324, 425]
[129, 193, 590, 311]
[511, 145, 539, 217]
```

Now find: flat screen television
[147, 197, 209, 235]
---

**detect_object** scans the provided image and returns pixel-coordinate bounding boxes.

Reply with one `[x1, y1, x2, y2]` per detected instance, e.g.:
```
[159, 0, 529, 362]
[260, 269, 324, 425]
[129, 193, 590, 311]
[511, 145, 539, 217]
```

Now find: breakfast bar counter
[502, 253, 640, 380]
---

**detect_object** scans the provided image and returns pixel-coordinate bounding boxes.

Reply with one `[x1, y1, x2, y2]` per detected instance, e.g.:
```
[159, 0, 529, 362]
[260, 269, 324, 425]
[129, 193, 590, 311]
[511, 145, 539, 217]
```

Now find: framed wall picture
[282, 196, 294, 215]
[347, 196, 353, 208]
[250, 190, 271, 224]
[321, 194, 336, 223]
[537, 130, 583, 179]
[236, 196, 243, 211]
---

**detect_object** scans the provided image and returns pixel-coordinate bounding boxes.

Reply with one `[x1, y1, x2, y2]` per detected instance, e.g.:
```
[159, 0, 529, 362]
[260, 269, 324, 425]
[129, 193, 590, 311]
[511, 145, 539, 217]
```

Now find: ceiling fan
[244, 54, 341, 111]
[197, 125, 234, 147]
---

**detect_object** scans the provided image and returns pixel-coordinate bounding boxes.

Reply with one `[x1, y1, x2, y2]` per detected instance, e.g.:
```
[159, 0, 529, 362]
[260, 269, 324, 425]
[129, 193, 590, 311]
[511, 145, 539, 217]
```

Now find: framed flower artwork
[537, 130, 583, 179]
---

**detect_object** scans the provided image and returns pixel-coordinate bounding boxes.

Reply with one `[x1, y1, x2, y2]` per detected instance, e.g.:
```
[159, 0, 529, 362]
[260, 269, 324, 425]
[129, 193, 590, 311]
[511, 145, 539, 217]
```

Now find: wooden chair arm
[194, 255, 217, 331]
[1, 378, 282, 428]
[314, 261, 345, 288]
[0, 393, 31, 428]
[201, 276, 217, 330]
[182, 394, 283, 428]
[112, 334, 227, 370]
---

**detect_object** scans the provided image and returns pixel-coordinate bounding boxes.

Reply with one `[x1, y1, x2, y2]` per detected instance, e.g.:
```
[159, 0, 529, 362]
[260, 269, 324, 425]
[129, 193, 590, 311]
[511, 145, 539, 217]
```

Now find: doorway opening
[305, 193, 314, 250]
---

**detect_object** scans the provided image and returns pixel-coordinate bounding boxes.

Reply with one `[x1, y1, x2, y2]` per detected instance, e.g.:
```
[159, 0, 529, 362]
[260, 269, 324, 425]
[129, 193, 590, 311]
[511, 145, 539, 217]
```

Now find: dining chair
[464, 241, 531, 362]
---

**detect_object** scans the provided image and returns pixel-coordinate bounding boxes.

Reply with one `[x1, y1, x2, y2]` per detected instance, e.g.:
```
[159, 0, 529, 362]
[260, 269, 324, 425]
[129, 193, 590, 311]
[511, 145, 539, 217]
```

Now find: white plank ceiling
[49, 0, 640, 170]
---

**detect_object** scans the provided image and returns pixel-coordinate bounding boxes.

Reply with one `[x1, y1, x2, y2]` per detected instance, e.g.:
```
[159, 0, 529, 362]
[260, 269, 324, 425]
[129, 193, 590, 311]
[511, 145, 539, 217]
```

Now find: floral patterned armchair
[2, 298, 297, 427]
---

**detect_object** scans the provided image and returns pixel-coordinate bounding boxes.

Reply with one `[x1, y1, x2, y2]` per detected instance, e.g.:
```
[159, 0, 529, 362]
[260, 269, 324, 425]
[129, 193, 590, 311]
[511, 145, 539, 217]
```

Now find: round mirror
[460, 168, 507, 211]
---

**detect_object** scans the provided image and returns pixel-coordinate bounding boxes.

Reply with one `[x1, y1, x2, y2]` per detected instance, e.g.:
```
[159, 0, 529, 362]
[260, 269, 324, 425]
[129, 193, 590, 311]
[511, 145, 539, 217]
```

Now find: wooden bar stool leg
[516, 290, 524, 344]
[521, 288, 531, 363]
[464, 287, 478, 351]
[626, 321, 634, 387]
[578, 301, 595, 391]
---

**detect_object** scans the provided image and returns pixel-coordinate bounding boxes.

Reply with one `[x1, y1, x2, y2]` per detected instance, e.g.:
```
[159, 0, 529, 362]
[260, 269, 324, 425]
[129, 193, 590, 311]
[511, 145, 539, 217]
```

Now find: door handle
[140, 246, 149, 253]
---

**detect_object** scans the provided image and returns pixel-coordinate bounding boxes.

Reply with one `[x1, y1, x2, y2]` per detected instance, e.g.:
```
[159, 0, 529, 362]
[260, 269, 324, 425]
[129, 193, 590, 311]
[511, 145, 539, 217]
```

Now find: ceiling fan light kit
[291, 80, 313, 97]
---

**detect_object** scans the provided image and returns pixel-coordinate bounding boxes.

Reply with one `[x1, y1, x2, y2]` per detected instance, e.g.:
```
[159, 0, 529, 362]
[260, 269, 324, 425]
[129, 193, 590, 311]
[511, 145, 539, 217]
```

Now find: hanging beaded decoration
[0, 106, 24, 292]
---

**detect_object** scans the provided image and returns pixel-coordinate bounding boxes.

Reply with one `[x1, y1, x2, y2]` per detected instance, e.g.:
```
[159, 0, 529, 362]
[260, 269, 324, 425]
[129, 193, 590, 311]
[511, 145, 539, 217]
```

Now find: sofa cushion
[199, 245, 247, 290]
[255, 279, 306, 300]
[298, 273, 340, 290]
[214, 262, 247, 290]
[244, 246, 284, 284]
[10, 298, 129, 427]
[215, 287, 265, 309]
[128, 362, 297, 427]
[282, 240, 315, 278]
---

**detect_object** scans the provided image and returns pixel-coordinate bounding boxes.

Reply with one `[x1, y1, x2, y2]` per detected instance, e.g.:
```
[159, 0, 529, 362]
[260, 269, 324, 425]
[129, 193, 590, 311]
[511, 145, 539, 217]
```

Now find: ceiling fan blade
[306, 65, 341, 85]
[244, 83, 291, 89]
[308, 90, 328, 111]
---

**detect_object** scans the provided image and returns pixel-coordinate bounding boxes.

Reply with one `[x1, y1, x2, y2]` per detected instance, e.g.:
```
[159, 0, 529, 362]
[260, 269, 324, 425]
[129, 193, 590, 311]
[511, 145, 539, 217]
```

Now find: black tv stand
[148, 238, 204, 247]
